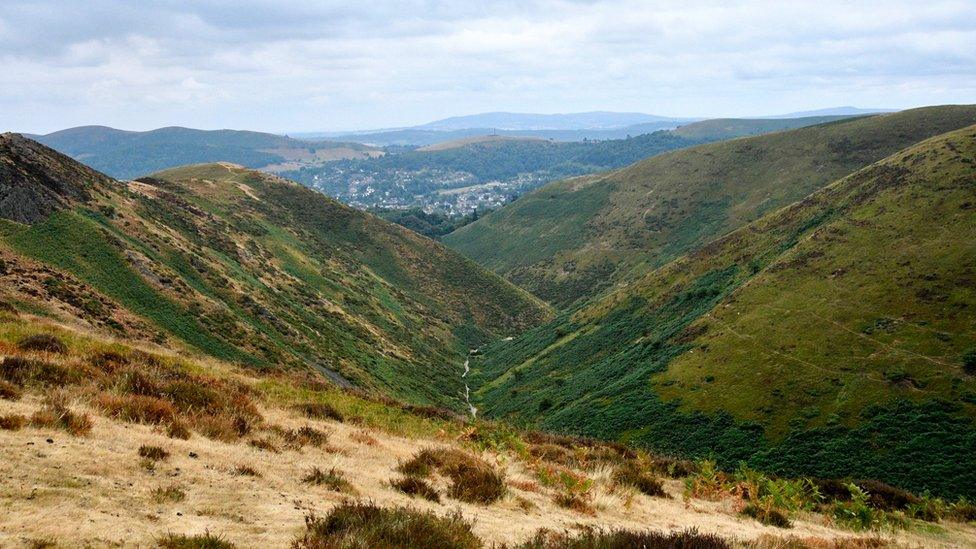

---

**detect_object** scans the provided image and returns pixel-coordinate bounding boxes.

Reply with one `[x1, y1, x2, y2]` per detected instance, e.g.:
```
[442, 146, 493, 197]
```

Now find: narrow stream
[462, 357, 477, 418]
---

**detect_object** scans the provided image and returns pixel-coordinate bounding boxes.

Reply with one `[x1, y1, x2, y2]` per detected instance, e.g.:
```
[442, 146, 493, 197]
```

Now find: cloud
[1, 0, 974, 133]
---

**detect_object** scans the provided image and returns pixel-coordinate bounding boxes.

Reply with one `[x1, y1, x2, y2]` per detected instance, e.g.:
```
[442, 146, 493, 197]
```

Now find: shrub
[0, 380, 22, 400]
[157, 532, 235, 549]
[514, 527, 730, 549]
[274, 425, 329, 450]
[296, 402, 344, 422]
[684, 460, 728, 500]
[193, 414, 242, 442]
[234, 465, 261, 477]
[167, 419, 192, 440]
[0, 356, 86, 387]
[855, 479, 919, 511]
[949, 497, 976, 522]
[97, 393, 176, 424]
[742, 503, 791, 528]
[293, 503, 481, 549]
[398, 448, 505, 504]
[0, 413, 27, 430]
[249, 438, 280, 453]
[962, 348, 976, 376]
[18, 334, 67, 354]
[831, 483, 879, 531]
[303, 467, 354, 493]
[139, 445, 170, 461]
[151, 485, 187, 503]
[906, 493, 947, 522]
[391, 476, 441, 503]
[613, 461, 668, 498]
[30, 399, 93, 436]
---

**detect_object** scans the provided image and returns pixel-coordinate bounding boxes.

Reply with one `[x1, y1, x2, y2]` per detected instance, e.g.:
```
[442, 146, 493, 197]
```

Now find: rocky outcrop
[0, 133, 114, 224]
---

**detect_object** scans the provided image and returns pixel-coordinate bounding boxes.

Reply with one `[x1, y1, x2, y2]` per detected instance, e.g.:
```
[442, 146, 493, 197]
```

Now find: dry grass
[29, 394, 93, 436]
[0, 413, 26, 430]
[151, 485, 187, 503]
[0, 379, 22, 400]
[612, 460, 669, 498]
[233, 465, 261, 477]
[350, 429, 378, 446]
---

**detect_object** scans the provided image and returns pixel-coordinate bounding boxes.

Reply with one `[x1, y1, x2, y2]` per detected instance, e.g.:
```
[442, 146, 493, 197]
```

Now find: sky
[2, 0, 975, 134]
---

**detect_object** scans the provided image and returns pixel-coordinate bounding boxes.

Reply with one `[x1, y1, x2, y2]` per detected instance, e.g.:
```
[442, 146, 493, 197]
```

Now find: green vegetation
[372, 207, 489, 240]
[0, 140, 551, 409]
[470, 124, 976, 498]
[445, 105, 976, 307]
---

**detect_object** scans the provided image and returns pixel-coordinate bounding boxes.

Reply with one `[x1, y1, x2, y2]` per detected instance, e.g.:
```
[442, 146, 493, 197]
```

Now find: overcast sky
[2, 0, 975, 134]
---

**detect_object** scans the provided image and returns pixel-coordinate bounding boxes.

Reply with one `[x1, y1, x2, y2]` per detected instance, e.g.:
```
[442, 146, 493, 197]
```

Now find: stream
[462, 357, 477, 418]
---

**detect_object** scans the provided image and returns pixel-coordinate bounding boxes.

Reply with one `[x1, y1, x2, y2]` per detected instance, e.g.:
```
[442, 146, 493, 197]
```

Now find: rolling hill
[467, 123, 976, 498]
[670, 115, 860, 140]
[29, 126, 381, 180]
[444, 106, 976, 308]
[0, 133, 550, 408]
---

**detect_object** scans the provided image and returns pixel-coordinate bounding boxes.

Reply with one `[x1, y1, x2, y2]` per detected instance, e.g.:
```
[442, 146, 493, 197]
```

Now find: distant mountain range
[293, 108, 895, 145]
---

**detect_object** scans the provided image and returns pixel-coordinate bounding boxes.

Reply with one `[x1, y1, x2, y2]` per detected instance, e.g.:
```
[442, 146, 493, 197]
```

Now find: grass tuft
[302, 467, 355, 493]
[391, 476, 441, 503]
[293, 503, 481, 549]
[151, 485, 187, 503]
[515, 527, 730, 549]
[296, 401, 344, 422]
[0, 413, 27, 431]
[18, 334, 67, 354]
[157, 532, 235, 549]
[138, 445, 170, 461]
[398, 448, 505, 504]
[0, 379, 22, 400]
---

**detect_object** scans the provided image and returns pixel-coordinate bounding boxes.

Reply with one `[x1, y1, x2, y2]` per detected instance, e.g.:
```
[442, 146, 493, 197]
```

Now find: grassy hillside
[671, 115, 859, 140]
[469, 125, 976, 498]
[0, 137, 550, 408]
[31, 126, 380, 180]
[3, 313, 974, 546]
[444, 106, 976, 308]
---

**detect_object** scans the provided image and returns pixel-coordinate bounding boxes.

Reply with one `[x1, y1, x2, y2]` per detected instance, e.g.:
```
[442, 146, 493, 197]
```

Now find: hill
[0, 134, 550, 408]
[419, 135, 547, 152]
[671, 115, 859, 140]
[467, 124, 976, 498]
[30, 126, 381, 180]
[443, 106, 976, 308]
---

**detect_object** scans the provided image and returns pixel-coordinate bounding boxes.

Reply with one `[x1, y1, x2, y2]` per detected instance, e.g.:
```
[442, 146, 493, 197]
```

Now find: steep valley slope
[0, 133, 551, 408]
[468, 124, 976, 499]
[444, 105, 976, 308]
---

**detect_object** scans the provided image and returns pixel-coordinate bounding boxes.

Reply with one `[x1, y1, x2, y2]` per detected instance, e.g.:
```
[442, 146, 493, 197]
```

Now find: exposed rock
[0, 133, 115, 223]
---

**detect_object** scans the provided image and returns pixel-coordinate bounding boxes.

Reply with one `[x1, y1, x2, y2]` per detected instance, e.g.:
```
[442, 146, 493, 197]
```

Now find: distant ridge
[29, 125, 380, 180]
[761, 106, 897, 119]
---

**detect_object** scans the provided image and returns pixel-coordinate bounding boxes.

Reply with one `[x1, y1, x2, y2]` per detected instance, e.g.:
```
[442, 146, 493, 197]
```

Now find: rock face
[0, 133, 113, 224]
